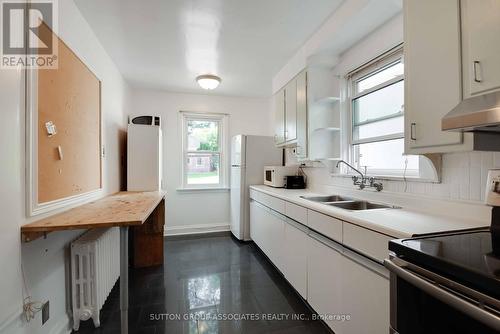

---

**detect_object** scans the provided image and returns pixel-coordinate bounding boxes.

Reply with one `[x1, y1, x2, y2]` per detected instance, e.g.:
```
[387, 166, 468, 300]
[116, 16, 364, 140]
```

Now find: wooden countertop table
[21, 191, 166, 334]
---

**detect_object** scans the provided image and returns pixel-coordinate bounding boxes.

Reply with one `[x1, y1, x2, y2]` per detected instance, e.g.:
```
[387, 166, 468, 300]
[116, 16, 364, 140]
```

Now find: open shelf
[309, 129, 341, 161]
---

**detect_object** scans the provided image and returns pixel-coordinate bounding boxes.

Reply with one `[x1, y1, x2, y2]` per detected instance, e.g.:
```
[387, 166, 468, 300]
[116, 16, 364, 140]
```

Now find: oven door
[384, 257, 500, 334]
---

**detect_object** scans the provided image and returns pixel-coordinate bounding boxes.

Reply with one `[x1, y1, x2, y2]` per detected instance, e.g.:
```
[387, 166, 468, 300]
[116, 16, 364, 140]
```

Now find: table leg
[120, 226, 129, 334]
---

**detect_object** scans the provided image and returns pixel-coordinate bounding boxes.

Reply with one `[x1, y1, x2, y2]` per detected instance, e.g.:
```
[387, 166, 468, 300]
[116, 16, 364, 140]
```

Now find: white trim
[0, 307, 22, 333]
[351, 75, 404, 100]
[351, 133, 404, 146]
[49, 316, 72, 334]
[164, 223, 230, 236]
[180, 112, 229, 190]
[176, 187, 230, 193]
[25, 58, 104, 217]
[31, 189, 104, 216]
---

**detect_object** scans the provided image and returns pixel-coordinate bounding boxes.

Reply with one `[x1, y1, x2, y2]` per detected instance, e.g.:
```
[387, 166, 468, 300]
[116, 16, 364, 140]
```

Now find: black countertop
[389, 230, 500, 299]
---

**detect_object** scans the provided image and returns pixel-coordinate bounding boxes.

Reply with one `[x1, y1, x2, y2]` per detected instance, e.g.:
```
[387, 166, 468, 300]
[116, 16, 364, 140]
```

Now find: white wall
[272, 0, 402, 94]
[129, 88, 273, 235]
[0, 0, 129, 333]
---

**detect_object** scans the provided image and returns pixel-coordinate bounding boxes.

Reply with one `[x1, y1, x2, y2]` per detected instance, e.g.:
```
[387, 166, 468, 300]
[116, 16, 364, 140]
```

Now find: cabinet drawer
[258, 192, 285, 214]
[307, 210, 342, 243]
[285, 202, 308, 225]
[342, 223, 393, 263]
[249, 188, 260, 201]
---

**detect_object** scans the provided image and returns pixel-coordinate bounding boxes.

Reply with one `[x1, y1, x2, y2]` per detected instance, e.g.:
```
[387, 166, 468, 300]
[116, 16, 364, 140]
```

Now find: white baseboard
[50, 316, 71, 334]
[0, 308, 71, 334]
[0, 307, 21, 333]
[165, 223, 230, 236]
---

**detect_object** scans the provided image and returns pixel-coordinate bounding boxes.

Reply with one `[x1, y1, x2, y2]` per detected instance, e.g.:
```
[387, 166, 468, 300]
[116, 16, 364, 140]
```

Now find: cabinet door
[285, 79, 297, 142]
[283, 219, 308, 299]
[404, 0, 463, 151]
[267, 209, 285, 273]
[339, 250, 389, 334]
[295, 70, 308, 158]
[250, 200, 268, 252]
[307, 233, 343, 333]
[462, 0, 500, 96]
[274, 89, 285, 145]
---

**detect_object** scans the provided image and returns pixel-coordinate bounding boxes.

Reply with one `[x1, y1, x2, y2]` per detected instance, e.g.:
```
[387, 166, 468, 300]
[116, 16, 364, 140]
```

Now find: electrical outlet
[42, 301, 49, 325]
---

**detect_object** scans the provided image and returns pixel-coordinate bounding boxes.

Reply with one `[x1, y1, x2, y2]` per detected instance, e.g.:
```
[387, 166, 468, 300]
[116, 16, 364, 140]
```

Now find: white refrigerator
[230, 135, 282, 241]
[127, 124, 162, 191]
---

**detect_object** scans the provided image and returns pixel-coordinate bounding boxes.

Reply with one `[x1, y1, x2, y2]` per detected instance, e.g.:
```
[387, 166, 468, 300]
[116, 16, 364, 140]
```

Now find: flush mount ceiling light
[196, 74, 221, 90]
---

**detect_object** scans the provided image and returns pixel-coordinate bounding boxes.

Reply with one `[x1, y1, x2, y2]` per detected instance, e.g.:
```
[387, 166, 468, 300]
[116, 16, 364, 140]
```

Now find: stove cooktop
[389, 230, 500, 299]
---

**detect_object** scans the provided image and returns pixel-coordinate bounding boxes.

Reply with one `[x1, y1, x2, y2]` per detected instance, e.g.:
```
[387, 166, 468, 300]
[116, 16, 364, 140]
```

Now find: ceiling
[74, 0, 344, 97]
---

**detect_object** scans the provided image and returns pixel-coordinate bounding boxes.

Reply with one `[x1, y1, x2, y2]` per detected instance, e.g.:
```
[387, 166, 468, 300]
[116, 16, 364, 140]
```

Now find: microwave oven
[264, 166, 298, 188]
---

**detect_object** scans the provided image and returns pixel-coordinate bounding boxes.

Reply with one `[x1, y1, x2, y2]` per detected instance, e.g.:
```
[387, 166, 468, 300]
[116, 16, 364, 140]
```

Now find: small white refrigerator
[127, 124, 162, 191]
[230, 135, 282, 241]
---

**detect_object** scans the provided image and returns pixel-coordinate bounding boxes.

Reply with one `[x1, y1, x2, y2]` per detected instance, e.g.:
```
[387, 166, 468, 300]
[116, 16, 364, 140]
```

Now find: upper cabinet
[273, 66, 341, 161]
[274, 69, 308, 159]
[274, 89, 286, 145]
[404, 0, 500, 154]
[461, 0, 500, 98]
[404, 0, 468, 154]
[285, 79, 298, 142]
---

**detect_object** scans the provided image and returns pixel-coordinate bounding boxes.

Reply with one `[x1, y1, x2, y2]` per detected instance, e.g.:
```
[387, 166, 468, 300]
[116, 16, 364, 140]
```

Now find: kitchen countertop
[250, 185, 489, 238]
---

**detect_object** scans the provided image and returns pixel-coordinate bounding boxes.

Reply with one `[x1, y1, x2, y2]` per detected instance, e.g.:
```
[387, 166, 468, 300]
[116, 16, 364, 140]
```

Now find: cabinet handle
[473, 61, 482, 83]
[284, 130, 288, 139]
[410, 123, 417, 141]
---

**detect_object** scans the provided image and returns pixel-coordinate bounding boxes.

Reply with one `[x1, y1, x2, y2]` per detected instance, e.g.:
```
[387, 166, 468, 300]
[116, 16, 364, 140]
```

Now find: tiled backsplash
[300, 152, 500, 203]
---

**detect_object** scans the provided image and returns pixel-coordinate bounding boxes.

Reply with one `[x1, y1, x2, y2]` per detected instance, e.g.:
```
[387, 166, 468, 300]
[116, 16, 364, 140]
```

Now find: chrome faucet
[335, 160, 383, 191]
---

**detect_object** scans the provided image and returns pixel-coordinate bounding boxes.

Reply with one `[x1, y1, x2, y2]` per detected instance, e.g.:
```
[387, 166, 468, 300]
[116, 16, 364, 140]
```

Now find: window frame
[180, 112, 229, 190]
[346, 47, 418, 177]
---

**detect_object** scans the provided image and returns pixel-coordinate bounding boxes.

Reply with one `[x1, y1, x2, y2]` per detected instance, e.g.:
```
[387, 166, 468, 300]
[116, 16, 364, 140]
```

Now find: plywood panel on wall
[37, 29, 101, 204]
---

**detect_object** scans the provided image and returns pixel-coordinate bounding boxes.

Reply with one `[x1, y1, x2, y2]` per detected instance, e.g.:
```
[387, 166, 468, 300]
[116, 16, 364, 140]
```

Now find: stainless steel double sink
[300, 195, 401, 211]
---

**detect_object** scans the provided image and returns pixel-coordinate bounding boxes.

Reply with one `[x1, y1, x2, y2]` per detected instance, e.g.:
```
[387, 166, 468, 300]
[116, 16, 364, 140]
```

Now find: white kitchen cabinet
[283, 218, 308, 299]
[404, 0, 467, 154]
[461, 0, 500, 97]
[285, 79, 297, 142]
[342, 222, 392, 263]
[249, 200, 269, 253]
[338, 248, 389, 334]
[273, 70, 308, 156]
[295, 70, 308, 159]
[266, 209, 286, 273]
[307, 209, 342, 243]
[307, 232, 344, 333]
[250, 199, 285, 273]
[274, 89, 286, 145]
[285, 201, 307, 226]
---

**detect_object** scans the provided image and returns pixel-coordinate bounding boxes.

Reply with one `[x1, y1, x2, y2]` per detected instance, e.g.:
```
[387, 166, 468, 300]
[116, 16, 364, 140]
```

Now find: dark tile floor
[74, 233, 331, 334]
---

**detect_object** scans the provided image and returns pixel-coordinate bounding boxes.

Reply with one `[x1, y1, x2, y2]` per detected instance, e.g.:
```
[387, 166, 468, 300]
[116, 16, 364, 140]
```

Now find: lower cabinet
[282, 218, 308, 299]
[250, 199, 268, 253]
[307, 231, 389, 334]
[266, 209, 286, 273]
[339, 249, 390, 334]
[307, 232, 344, 332]
[250, 199, 285, 273]
[251, 196, 390, 334]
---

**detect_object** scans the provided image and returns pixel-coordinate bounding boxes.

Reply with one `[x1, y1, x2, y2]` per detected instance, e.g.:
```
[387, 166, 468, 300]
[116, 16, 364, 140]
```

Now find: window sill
[176, 187, 230, 193]
[331, 173, 439, 183]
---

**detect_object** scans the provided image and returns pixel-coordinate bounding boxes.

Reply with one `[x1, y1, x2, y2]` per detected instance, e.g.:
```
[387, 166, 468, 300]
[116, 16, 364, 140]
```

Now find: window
[181, 113, 228, 188]
[348, 48, 419, 177]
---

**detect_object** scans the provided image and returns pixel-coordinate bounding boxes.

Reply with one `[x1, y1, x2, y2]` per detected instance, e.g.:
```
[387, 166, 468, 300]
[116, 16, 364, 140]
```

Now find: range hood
[442, 91, 500, 132]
